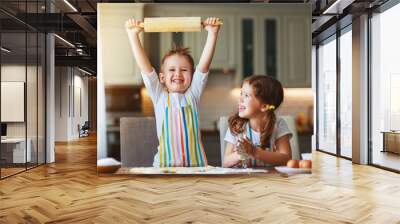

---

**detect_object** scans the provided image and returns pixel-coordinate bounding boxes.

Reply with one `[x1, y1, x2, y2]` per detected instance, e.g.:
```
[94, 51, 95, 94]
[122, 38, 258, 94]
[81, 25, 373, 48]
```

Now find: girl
[125, 17, 221, 167]
[223, 75, 292, 168]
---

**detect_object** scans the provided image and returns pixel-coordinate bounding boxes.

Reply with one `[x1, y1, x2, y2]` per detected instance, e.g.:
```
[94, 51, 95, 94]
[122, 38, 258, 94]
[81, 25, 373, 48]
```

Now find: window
[0, 1, 47, 179]
[339, 27, 352, 158]
[317, 35, 337, 154]
[371, 3, 400, 171]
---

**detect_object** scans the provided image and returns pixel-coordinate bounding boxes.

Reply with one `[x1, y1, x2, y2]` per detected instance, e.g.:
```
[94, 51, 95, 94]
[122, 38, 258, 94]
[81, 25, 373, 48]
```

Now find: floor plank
[0, 134, 399, 223]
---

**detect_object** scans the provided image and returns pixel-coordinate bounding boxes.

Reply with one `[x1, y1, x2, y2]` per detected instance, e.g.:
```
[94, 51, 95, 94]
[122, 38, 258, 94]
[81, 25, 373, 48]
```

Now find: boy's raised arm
[125, 18, 154, 74]
[197, 17, 221, 73]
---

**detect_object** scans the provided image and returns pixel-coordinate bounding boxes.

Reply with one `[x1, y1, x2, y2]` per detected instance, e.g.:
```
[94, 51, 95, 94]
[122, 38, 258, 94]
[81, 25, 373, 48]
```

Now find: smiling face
[238, 82, 266, 119]
[160, 54, 193, 93]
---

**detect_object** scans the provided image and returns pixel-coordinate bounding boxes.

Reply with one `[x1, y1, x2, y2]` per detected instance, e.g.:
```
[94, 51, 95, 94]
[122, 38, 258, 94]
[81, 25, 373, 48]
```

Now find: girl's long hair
[228, 75, 284, 149]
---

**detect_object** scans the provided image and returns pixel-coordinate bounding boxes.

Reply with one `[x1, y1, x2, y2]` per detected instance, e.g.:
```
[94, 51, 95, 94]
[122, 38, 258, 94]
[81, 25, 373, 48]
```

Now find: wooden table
[381, 131, 400, 154]
[1, 138, 31, 163]
[113, 167, 291, 177]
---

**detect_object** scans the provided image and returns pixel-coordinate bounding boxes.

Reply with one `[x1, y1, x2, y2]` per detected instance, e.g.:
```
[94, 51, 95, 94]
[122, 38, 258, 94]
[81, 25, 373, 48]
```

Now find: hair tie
[267, 105, 275, 111]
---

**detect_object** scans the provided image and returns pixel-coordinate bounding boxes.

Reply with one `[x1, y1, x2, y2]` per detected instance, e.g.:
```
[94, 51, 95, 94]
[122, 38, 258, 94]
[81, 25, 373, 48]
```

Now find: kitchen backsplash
[278, 88, 314, 133]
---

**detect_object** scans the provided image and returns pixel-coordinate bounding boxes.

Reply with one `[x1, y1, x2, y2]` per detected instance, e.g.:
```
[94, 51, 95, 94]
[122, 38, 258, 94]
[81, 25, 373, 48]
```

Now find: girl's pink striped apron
[158, 94, 208, 167]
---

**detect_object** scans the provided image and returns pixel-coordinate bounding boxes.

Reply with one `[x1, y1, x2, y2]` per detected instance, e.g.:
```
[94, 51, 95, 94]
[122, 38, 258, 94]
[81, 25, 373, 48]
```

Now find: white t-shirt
[224, 117, 292, 166]
[141, 67, 208, 166]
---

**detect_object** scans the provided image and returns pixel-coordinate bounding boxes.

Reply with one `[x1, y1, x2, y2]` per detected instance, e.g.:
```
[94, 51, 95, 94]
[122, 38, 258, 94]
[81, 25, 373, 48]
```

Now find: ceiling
[0, 0, 391, 75]
[0, 0, 98, 73]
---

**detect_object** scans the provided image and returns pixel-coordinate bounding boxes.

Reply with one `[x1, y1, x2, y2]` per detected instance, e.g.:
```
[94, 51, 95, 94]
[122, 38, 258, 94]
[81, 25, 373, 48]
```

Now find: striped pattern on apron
[245, 123, 273, 167]
[158, 94, 208, 167]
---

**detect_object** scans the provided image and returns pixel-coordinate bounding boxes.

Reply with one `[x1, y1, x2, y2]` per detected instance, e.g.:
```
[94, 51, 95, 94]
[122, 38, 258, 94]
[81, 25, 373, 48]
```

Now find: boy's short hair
[160, 44, 195, 73]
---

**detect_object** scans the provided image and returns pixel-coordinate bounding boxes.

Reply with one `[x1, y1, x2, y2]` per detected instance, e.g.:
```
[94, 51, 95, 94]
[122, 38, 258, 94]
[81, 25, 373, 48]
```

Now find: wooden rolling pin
[139, 17, 223, 33]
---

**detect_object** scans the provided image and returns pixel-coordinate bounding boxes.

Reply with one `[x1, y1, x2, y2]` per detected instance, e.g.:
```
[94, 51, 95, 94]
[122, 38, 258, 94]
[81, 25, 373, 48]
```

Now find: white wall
[1, 65, 35, 137]
[72, 73, 89, 138]
[55, 66, 68, 141]
[55, 67, 89, 141]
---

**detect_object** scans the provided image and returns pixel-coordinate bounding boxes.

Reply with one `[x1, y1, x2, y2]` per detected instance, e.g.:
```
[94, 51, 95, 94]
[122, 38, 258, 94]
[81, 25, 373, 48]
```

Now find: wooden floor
[1, 135, 400, 223]
[1, 167, 26, 178]
[372, 150, 400, 171]
[1, 163, 45, 178]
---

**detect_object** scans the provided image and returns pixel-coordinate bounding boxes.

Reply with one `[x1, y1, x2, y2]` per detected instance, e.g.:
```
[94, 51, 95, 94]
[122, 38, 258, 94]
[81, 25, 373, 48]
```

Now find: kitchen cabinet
[192, 14, 236, 69]
[282, 16, 311, 87]
[147, 4, 311, 87]
[237, 15, 310, 87]
[159, 13, 236, 70]
[98, 4, 144, 85]
[236, 14, 281, 85]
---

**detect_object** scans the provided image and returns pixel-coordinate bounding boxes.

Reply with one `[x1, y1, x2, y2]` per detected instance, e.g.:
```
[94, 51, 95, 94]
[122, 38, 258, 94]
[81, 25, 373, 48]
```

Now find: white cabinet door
[282, 16, 311, 87]
[159, 32, 174, 58]
[192, 14, 236, 69]
[98, 4, 144, 85]
[237, 15, 281, 86]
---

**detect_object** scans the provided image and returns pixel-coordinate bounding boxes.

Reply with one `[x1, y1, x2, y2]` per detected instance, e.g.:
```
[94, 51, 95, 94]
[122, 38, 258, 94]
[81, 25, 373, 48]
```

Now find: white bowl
[274, 166, 311, 174]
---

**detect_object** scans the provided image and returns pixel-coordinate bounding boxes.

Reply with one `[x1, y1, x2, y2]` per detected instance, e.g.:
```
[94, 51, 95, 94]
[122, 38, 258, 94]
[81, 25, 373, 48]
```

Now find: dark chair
[120, 117, 158, 167]
[79, 121, 90, 138]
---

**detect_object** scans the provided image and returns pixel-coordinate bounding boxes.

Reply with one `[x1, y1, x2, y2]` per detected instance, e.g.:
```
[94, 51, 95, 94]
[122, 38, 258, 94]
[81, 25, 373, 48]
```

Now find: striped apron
[244, 123, 273, 167]
[158, 94, 208, 167]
